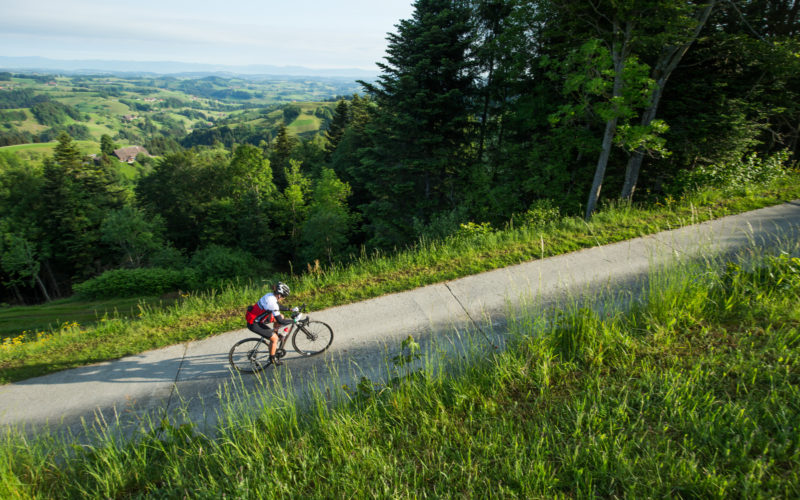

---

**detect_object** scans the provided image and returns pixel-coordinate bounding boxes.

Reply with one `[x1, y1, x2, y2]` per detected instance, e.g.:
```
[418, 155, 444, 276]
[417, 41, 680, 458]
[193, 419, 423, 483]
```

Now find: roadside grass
[0, 171, 798, 384]
[0, 295, 179, 341]
[1, 242, 798, 497]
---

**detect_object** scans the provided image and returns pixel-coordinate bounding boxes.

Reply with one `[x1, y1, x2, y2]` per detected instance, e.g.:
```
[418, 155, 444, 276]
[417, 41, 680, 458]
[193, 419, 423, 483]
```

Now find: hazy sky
[0, 0, 416, 70]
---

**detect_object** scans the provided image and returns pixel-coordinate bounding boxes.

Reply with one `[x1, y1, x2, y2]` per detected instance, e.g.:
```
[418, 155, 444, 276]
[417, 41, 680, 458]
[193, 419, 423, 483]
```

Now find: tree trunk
[43, 260, 61, 298]
[620, 82, 664, 199]
[11, 284, 25, 305]
[586, 117, 619, 220]
[34, 273, 51, 303]
[478, 57, 495, 163]
[620, 1, 717, 200]
[586, 22, 629, 220]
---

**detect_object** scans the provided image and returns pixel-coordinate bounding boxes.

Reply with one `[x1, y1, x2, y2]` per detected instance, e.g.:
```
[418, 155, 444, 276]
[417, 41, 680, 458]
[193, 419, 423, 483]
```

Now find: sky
[0, 0, 416, 70]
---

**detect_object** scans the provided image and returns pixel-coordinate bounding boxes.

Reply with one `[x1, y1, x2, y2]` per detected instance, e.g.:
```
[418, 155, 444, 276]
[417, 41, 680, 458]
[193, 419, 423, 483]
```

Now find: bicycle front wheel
[292, 321, 334, 356]
[229, 338, 271, 373]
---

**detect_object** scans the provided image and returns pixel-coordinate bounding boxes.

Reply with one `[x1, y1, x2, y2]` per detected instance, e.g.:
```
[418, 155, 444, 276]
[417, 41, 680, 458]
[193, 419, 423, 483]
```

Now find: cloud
[0, 0, 411, 68]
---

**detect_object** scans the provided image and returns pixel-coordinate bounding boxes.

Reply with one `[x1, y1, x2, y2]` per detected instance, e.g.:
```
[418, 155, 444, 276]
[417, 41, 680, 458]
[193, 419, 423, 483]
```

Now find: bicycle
[228, 304, 334, 373]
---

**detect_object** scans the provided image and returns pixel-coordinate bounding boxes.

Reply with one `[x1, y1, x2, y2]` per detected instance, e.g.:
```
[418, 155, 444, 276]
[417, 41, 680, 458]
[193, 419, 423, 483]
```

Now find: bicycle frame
[229, 305, 332, 373]
[270, 315, 310, 359]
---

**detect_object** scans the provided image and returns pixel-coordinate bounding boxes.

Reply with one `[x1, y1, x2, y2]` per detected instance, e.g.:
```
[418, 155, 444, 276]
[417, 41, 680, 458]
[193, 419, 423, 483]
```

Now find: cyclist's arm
[275, 315, 293, 325]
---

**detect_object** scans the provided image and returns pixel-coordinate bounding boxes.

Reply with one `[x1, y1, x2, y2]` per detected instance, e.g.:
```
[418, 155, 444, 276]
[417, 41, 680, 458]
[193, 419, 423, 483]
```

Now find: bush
[413, 206, 471, 241]
[148, 246, 186, 269]
[516, 199, 561, 228]
[282, 105, 302, 123]
[73, 267, 195, 299]
[670, 150, 791, 194]
[189, 245, 261, 288]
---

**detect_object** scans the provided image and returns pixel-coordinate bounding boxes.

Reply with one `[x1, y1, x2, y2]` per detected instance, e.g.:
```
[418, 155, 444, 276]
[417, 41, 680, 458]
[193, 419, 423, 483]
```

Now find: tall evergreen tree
[359, 0, 479, 248]
[324, 99, 351, 161]
[269, 124, 298, 190]
[40, 132, 124, 281]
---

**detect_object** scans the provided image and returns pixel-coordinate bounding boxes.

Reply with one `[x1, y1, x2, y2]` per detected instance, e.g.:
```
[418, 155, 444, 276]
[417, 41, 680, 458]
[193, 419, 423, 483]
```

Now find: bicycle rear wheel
[229, 338, 271, 372]
[292, 321, 334, 356]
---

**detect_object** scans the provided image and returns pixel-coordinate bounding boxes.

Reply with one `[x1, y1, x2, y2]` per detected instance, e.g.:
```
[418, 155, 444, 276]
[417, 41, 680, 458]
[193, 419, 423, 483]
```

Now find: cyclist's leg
[248, 322, 282, 364]
[248, 322, 278, 353]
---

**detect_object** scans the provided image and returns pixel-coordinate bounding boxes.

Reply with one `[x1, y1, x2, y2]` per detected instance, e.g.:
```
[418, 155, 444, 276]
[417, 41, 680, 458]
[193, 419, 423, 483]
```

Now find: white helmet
[274, 282, 290, 297]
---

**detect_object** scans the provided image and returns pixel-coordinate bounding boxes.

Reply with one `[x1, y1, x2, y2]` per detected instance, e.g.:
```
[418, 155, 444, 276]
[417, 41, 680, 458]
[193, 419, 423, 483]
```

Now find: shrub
[282, 105, 302, 123]
[148, 246, 187, 270]
[516, 199, 561, 228]
[413, 206, 471, 241]
[73, 267, 195, 299]
[670, 150, 791, 194]
[189, 245, 261, 288]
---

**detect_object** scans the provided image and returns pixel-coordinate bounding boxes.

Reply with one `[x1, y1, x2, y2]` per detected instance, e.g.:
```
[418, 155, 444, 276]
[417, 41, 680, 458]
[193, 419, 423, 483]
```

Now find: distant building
[113, 146, 151, 164]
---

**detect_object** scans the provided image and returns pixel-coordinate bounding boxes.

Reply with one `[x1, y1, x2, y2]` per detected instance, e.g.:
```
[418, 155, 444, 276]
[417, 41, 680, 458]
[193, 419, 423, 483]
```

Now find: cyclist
[245, 281, 294, 366]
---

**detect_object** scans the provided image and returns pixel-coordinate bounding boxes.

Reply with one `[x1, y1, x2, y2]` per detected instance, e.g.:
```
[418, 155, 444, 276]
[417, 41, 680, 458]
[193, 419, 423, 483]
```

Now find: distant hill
[0, 56, 378, 80]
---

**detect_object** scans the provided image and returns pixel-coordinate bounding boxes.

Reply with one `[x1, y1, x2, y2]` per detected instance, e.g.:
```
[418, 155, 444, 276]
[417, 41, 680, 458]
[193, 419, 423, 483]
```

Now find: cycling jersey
[257, 292, 281, 319]
[245, 292, 285, 326]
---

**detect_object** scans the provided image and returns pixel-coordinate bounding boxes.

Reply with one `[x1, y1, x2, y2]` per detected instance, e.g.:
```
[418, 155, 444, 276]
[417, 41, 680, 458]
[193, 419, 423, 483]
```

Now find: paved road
[1, 201, 799, 437]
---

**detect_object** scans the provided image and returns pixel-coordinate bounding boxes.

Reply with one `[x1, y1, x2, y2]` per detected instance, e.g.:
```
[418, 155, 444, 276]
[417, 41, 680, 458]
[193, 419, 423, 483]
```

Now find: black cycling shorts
[247, 321, 275, 339]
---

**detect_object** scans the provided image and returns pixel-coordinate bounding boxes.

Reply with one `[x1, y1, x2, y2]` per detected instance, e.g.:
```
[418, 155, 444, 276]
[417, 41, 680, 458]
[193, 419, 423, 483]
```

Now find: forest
[0, 0, 798, 305]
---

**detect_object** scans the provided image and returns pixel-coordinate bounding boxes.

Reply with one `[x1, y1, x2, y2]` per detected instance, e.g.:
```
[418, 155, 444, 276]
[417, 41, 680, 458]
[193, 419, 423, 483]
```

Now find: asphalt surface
[1, 200, 799, 438]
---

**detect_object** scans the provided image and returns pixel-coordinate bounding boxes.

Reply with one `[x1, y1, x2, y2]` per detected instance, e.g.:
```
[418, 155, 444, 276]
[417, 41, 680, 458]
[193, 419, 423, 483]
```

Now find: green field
[0, 140, 97, 159]
[0, 295, 177, 340]
[0, 73, 352, 155]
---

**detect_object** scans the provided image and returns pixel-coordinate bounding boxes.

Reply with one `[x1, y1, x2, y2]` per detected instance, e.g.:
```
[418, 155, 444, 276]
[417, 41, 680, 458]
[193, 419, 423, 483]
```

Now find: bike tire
[228, 338, 271, 373]
[292, 320, 334, 356]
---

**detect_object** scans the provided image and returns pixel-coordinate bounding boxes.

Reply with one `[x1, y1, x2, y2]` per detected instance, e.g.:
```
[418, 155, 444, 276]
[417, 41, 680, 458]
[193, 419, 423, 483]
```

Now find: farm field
[0, 72, 355, 160]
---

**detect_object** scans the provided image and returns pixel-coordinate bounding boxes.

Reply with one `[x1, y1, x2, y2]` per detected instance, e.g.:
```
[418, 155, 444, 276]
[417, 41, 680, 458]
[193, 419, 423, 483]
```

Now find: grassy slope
[0, 296, 177, 340]
[0, 173, 798, 384]
[2, 232, 798, 497]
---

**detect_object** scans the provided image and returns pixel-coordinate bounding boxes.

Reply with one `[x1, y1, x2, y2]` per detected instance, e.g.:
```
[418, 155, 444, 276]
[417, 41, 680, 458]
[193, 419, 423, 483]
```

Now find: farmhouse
[113, 146, 151, 164]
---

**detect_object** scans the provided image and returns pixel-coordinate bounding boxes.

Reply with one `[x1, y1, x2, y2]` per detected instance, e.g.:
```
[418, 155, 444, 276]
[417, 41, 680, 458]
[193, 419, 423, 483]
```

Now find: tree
[545, 35, 658, 219]
[269, 124, 298, 190]
[228, 143, 275, 199]
[473, 0, 516, 166]
[40, 132, 124, 281]
[300, 168, 356, 266]
[619, 0, 717, 199]
[0, 154, 58, 301]
[657, 0, 800, 176]
[323, 99, 350, 160]
[360, 0, 478, 247]
[136, 151, 211, 252]
[100, 206, 167, 268]
[547, 0, 715, 217]
[273, 159, 311, 263]
[100, 134, 117, 156]
[0, 231, 50, 302]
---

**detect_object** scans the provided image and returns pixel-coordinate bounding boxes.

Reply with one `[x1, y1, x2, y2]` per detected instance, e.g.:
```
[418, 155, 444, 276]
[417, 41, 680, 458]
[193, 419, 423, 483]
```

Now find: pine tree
[40, 133, 124, 281]
[324, 99, 350, 161]
[359, 0, 478, 248]
[269, 124, 298, 190]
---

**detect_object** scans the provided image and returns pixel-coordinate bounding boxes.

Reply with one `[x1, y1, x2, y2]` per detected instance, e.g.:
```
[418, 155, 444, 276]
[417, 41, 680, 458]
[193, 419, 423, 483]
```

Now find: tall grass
[1, 241, 798, 497]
